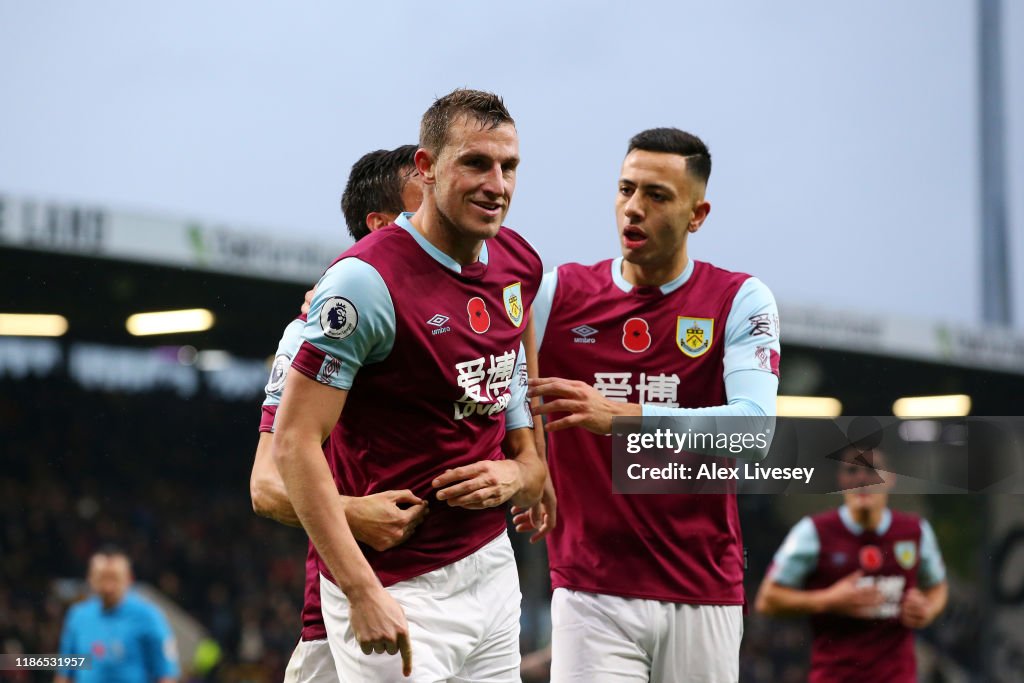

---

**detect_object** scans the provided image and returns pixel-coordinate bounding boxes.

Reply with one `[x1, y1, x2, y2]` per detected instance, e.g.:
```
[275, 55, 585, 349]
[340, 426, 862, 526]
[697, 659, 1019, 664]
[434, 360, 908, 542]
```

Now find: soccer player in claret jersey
[520, 128, 781, 682]
[251, 146, 431, 683]
[755, 448, 948, 682]
[273, 89, 546, 682]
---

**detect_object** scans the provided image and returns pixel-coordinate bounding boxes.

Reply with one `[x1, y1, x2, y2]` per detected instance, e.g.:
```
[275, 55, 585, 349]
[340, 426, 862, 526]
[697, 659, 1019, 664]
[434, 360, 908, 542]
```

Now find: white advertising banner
[0, 193, 338, 285]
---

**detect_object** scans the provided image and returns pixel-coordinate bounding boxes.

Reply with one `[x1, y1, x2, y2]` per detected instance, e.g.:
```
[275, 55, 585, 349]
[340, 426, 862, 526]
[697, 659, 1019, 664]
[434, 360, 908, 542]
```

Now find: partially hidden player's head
[88, 545, 133, 609]
[415, 88, 519, 243]
[618, 128, 712, 280]
[837, 447, 894, 522]
[341, 144, 424, 242]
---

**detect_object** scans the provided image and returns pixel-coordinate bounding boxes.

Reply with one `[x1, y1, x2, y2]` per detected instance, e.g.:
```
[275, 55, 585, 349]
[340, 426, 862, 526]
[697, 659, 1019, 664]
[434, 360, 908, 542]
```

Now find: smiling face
[616, 149, 710, 284]
[417, 116, 519, 243]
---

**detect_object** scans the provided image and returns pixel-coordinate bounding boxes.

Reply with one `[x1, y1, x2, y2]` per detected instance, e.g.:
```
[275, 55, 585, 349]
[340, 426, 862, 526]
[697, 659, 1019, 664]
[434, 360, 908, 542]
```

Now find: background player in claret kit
[272, 89, 546, 681]
[755, 448, 948, 683]
[55, 547, 179, 683]
[519, 128, 781, 682]
[250, 145, 434, 683]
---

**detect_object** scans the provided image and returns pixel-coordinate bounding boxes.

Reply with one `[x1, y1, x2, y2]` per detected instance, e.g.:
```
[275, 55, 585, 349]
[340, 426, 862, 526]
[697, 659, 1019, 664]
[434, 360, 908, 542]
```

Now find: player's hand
[512, 476, 557, 543]
[528, 377, 640, 435]
[348, 586, 413, 677]
[300, 287, 316, 316]
[899, 587, 935, 629]
[346, 490, 429, 552]
[822, 570, 884, 618]
[432, 460, 523, 509]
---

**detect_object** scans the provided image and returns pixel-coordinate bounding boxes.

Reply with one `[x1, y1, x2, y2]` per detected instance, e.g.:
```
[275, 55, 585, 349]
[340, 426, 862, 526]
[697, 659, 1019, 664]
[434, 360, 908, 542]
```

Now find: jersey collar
[395, 212, 489, 273]
[610, 257, 695, 295]
[839, 504, 892, 536]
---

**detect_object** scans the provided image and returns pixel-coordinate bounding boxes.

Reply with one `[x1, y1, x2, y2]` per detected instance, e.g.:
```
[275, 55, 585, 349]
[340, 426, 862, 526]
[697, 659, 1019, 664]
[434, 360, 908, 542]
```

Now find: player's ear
[365, 212, 396, 232]
[689, 200, 710, 234]
[415, 148, 437, 186]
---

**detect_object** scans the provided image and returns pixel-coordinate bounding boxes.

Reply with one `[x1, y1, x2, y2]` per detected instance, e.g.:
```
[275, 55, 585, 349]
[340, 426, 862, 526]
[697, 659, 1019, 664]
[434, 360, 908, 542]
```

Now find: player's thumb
[844, 570, 864, 582]
[390, 490, 425, 506]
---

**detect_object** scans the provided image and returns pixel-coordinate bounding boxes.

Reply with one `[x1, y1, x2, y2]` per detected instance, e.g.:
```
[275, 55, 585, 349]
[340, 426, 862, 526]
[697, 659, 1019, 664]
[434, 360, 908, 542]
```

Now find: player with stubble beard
[273, 89, 546, 681]
[252, 145, 429, 683]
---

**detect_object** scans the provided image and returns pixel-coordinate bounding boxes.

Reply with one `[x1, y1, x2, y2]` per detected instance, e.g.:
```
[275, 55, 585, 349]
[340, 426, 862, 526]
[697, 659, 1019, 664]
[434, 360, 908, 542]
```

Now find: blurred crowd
[0, 376, 983, 682]
[1, 378, 304, 681]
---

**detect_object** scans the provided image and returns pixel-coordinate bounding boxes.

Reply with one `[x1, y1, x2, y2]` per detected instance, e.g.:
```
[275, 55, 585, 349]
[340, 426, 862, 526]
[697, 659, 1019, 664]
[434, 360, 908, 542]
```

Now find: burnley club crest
[676, 316, 713, 358]
[503, 282, 524, 327]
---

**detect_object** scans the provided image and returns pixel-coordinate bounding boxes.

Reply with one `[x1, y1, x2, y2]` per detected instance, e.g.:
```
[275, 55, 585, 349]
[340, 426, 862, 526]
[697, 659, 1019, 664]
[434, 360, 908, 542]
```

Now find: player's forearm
[504, 428, 546, 508]
[755, 581, 831, 616]
[251, 432, 302, 527]
[250, 470, 302, 527]
[523, 315, 547, 465]
[638, 370, 777, 461]
[921, 582, 949, 625]
[274, 432, 379, 596]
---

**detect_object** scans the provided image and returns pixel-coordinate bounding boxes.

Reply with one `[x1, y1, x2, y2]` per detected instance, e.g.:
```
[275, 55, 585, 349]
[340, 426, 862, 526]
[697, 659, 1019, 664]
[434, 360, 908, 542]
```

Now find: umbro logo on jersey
[427, 314, 451, 336]
[572, 325, 598, 344]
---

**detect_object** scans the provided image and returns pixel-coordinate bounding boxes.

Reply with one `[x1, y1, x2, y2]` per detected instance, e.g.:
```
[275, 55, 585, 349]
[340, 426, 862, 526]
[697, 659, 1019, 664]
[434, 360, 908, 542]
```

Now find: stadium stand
[3, 193, 1023, 681]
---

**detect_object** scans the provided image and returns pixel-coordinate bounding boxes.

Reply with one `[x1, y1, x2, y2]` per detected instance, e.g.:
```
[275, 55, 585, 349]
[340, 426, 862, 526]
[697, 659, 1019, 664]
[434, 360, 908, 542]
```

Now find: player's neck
[621, 254, 689, 288]
[852, 505, 884, 532]
[410, 207, 483, 266]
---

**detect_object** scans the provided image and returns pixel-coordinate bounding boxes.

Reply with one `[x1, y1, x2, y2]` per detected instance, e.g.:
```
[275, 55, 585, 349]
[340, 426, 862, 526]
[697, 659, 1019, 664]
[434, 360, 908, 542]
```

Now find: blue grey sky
[2, 1, 1021, 327]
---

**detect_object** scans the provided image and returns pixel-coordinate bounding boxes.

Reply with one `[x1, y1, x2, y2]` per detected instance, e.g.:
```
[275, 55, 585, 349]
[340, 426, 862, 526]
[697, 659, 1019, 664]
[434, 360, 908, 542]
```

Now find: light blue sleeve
[505, 342, 533, 431]
[770, 517, 820, 587]
[532, 268, 557, 350]
[56, 605, 79, 678]
[723, 277, 780, 380]
[143, 604, 180, 678]
[300, 257, 396, 390]
[641, 277, 779, 420]
[263, 318, 305, 411]
[641, 370, 778, 419]
[918, 519, 947, 588]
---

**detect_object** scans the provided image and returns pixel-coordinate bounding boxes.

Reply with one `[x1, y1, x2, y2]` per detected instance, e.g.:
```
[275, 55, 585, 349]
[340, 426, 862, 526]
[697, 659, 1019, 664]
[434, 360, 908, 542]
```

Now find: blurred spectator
[55, 547, 179, 683]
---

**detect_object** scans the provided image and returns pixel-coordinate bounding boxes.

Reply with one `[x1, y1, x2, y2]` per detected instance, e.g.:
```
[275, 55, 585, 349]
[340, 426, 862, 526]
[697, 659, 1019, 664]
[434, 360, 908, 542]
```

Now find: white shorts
[550, 588, 743, 683]
[321, 532, 522, 683]
[283, 638, 338, 683]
